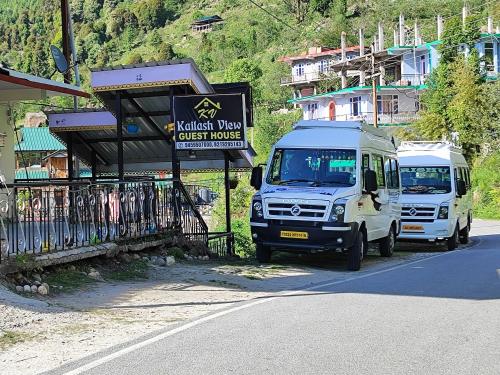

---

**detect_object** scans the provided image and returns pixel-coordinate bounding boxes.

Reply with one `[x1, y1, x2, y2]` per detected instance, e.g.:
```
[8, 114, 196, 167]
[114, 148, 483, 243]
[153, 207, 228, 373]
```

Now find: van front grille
[264, 198, 329, 221]
[402, 205, 437, 219]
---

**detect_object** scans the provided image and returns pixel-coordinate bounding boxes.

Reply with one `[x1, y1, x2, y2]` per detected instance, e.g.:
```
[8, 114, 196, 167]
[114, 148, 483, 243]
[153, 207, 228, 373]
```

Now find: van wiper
[277, 179, 313, 185]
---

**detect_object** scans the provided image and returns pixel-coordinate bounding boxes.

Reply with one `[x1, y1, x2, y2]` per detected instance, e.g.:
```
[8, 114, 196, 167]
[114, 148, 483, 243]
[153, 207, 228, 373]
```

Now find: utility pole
[371, 44, 378, 128]
[61, 0, 71, 84]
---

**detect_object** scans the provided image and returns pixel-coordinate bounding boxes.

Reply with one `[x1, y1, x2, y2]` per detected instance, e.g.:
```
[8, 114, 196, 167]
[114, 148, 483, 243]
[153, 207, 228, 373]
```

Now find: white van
[397, 141, 472, 250]
[249, 120, 402, 271]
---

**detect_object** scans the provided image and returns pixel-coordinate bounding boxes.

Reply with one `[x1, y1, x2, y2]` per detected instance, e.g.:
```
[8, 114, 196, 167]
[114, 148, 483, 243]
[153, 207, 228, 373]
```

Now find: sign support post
[224, 151, 232, 255]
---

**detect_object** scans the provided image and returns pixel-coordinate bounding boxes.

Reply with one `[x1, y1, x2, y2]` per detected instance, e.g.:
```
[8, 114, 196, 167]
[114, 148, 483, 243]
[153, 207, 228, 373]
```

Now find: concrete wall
[0, 105, 15, 183]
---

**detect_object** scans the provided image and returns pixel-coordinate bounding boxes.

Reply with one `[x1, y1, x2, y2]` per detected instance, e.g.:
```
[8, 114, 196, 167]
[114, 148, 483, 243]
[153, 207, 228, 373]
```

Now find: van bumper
[398, 219, 455, 241]
[250, 220, 359, 251]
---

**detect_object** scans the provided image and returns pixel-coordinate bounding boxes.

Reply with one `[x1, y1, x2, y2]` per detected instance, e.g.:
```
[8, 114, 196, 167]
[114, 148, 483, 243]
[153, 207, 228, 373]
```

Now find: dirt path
[0, 250, 438, 375]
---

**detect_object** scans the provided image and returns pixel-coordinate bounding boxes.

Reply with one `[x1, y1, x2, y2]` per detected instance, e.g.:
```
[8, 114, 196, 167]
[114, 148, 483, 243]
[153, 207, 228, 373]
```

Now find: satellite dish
[50, 45, 69, 74]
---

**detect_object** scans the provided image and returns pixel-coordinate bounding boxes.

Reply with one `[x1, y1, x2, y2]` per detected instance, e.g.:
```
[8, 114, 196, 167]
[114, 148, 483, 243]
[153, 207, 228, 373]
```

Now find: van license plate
[280, 231, 308, 239]
[402, 224, 424, 231]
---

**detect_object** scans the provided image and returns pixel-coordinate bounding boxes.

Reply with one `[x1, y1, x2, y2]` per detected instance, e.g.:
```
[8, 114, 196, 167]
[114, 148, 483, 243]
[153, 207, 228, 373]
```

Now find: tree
[124, 52, 143, 65]
[224, 58, 262, 84]
[133, 0, 167, 31]
[310, 0, 334, 15]
[282, 0, 310, 23]
[156, 43, 175, 61]
[82, 0, 102, 22]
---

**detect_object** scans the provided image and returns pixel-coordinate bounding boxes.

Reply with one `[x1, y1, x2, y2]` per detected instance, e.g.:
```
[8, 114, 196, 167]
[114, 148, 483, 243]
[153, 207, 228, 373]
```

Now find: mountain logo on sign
[194, 98, 221, 119]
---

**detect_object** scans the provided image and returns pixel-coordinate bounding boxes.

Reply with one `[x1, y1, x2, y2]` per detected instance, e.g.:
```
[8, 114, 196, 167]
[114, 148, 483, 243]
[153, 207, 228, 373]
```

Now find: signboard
[172, 94, 247, 150]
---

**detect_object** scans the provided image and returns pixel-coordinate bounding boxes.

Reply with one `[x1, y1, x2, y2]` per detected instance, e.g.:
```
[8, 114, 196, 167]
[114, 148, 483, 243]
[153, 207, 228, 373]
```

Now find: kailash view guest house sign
[172, 94, 247, 150]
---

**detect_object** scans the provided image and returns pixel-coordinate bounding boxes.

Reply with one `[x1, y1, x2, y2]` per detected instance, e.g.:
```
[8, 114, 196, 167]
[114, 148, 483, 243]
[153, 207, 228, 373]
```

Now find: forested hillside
[1, 0, 496, 109]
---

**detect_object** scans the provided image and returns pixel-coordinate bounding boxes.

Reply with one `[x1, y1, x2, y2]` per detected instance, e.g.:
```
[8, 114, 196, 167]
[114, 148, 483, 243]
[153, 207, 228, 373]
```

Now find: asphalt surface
[61, 220, 500, 375]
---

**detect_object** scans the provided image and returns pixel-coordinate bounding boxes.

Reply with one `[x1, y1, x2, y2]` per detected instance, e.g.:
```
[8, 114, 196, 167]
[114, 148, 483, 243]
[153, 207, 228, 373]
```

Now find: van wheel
[347, 231, 364, 271]
[447, 225, 459, 251]
[379, 226, 395, 257]
[256, 244, 271, 263]
[459, 219, 470, 244]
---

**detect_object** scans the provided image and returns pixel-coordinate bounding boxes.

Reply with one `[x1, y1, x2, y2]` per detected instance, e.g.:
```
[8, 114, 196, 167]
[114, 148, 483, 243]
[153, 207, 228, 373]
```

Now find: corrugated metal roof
[15, 127, 65, 152]
[15, 168, 49, 180]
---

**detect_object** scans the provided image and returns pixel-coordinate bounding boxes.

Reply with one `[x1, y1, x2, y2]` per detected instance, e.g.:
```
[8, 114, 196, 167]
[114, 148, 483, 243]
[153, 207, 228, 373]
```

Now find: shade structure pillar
[116, 92, 124, 181]
[170, 93, 181, 228]
[224, 151, 233, 255]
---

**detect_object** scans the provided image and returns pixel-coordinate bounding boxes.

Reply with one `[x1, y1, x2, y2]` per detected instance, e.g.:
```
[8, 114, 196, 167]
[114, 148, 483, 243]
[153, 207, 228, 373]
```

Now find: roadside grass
[44, 270, 96, 294]
[104, 260, 149, 281]
[0, 330, 34, 350]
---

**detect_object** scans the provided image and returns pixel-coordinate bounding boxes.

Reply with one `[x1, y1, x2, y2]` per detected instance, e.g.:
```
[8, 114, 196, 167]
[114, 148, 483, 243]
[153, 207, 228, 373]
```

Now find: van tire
[447, 225, 459, 251]
[379, 226, 395, 257]
[347, 231, 364, 271]
[459, 219, 470, 244]
[256, 244, 271, 263]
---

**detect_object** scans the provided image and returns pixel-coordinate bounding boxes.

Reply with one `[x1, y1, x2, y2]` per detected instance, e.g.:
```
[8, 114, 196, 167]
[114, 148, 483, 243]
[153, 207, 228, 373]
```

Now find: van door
[455, 167, 469, 230]
[361, 154, 390, 240]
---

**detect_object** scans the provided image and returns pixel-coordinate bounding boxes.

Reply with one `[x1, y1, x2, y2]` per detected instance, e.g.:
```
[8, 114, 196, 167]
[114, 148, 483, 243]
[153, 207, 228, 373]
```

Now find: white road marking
[63, 239, 481, 375]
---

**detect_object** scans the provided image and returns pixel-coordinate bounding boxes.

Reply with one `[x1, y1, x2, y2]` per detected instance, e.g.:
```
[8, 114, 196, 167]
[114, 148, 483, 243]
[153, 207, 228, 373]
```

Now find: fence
[0, 178, 228, 263]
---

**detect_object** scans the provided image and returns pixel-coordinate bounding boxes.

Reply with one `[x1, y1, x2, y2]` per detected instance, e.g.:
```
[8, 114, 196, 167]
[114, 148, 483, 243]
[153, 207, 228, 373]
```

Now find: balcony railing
[0, 178, 228, 263]
[280, 69, 336, 85]
[308, 112, 420, 124]
[392, 74, 429, 86]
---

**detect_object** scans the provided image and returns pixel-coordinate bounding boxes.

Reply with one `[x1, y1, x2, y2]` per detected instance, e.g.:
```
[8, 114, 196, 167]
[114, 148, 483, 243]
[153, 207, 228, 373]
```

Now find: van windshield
[267, 149, 357, 187]
[401, 166, 452, 194]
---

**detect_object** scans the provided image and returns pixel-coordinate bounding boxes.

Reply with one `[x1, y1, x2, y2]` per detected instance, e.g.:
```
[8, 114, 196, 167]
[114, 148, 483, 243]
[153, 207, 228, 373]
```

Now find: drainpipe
[462, 6, 468, 29]
[393, 28, 399, 47]
[487, 16, 493, 34]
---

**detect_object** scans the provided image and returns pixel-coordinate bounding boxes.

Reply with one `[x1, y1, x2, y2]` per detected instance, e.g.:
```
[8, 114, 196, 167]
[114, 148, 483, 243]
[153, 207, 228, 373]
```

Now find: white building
[281, 13, 499, 128]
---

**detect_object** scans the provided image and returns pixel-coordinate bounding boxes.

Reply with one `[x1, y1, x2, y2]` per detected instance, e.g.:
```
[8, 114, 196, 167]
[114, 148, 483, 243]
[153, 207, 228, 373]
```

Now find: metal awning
[47, 59, 255, 176]
[0, 67, 89, 101]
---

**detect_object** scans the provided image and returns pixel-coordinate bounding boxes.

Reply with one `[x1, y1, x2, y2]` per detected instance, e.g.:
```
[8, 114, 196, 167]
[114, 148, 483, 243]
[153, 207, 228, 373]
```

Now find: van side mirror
[456, 180, 466, 197]
[364, 170, 378, 193]
[250, 166, 263, 190]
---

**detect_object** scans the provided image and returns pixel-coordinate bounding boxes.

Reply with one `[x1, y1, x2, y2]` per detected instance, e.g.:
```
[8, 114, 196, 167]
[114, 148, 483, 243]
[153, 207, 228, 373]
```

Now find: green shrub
[472, 152, 500, 219]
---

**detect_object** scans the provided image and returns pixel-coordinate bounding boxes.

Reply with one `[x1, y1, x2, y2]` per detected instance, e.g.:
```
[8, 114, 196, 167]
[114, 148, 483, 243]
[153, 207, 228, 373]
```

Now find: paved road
[61, 220, 500, 375]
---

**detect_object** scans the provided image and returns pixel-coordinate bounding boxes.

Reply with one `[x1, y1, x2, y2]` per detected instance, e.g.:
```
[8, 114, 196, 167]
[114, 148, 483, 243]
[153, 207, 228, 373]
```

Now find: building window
[350, 96, 361, 116]
[484, 43, 494, 72]
[307, 103, 318, 119]
[318, 60, 329, 73]
[377, 95, 399, 114]
[419, 55, 426, 75]
[295, 63, 304, 76]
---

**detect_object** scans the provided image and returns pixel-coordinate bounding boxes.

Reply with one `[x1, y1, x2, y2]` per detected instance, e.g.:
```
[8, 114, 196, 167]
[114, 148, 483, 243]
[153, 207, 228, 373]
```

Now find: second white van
[397, 141, 472, 250]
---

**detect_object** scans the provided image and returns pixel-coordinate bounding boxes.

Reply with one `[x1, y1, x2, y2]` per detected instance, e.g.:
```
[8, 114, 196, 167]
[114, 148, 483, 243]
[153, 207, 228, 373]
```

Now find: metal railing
[0, 178, 217, 263]
[306, 112, 420, 124]
[393, 74, 429, 86]
[280, 70, 336, 85]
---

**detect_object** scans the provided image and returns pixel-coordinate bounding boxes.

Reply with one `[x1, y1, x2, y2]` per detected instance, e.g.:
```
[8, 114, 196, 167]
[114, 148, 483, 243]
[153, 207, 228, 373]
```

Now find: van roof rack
[293, 120, 389, 139]
[398, 141, 462, 152]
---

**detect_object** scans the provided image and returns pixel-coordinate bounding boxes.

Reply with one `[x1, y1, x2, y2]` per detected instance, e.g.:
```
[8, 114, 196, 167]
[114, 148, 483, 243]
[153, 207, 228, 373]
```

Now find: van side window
[362, 153, 370, 188]
[465, 168, 471, 188]
[373, 155, 385, 188]
[387, 158, 400, 189]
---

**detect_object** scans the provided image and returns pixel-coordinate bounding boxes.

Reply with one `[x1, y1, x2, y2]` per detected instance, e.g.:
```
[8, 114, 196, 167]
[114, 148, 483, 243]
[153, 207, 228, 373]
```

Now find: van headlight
[330, 198, 347, 222]
[438, 204, 449, 219]
[252, 200, 263, 218]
